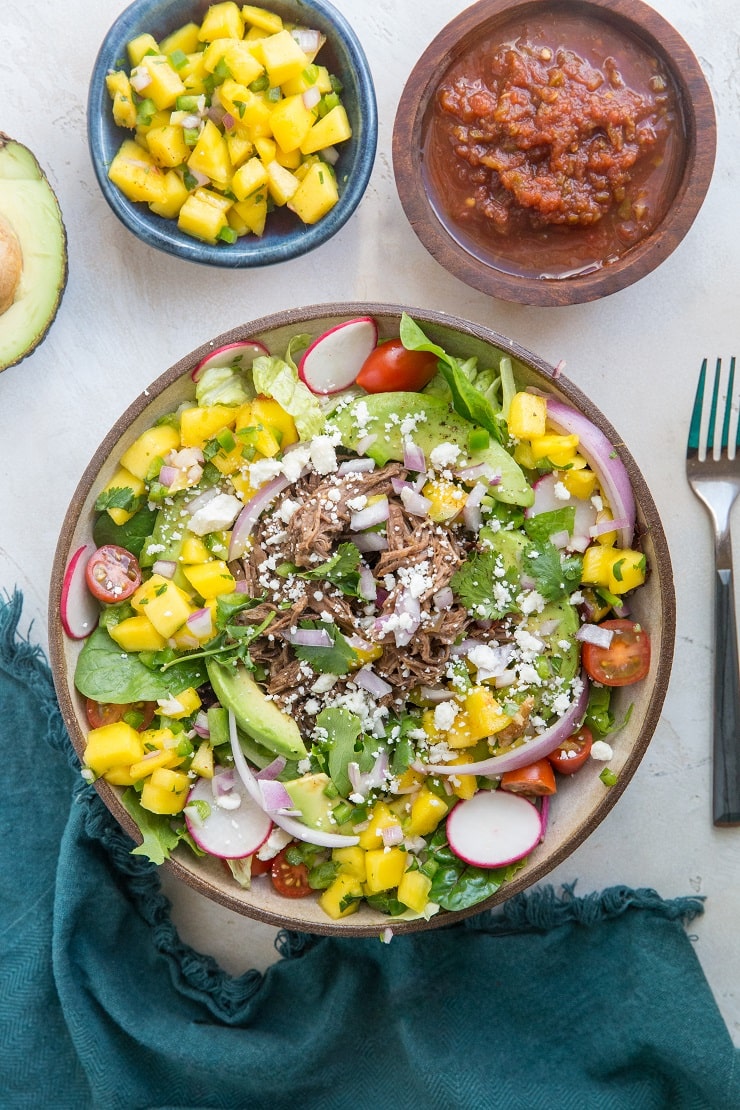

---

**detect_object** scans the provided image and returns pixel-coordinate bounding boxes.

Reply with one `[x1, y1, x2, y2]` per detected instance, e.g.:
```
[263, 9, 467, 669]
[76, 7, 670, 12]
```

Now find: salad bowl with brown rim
[48, 303, 675, 936]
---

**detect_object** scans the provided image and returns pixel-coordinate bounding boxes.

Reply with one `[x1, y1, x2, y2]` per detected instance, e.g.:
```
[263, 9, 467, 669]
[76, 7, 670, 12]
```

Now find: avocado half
[0, 133, 68, 373]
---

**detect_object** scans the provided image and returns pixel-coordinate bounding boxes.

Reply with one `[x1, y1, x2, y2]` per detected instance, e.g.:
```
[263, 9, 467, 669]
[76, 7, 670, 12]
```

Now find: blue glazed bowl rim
[87, 0, 378, 267]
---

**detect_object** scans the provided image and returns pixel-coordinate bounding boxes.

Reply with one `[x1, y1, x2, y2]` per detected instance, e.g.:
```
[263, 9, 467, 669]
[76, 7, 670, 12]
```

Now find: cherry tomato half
[249, 854, 273, 877]
[500, 758, 557, 796]
[582, 619, 651, 687]
[85, 544, 142, 604]
[548, 726, 593, 775]
[85, 698, 156, 732]
[270, 848, 313, 898]
[355, 338, 439, 393]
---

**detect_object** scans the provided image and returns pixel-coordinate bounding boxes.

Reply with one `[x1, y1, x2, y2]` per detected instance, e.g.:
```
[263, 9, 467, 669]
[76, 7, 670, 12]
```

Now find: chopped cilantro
[450, 550, 519, 620]
[523, 506, 575, 544]
[278, 542, 361, 597]
[521, 541, 583, 601]
[94, 485, 141, 514]
[293, 621, 357, 674]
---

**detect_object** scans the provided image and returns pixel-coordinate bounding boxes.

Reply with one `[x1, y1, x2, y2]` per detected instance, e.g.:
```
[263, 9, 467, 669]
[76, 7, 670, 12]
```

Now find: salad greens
[71, 316, 649, 925]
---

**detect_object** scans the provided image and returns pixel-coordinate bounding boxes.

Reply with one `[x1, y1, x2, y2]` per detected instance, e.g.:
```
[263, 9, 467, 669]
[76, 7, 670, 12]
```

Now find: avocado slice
[0, 134, 67, 372]
[528, 599, 580, 685]
[206, 658, 307, 761]
[329, 392, 533, 507]
[284, 773, 343, 832]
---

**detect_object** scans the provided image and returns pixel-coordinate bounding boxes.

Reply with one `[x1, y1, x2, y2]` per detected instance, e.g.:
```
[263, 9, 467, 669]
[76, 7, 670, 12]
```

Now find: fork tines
[688, 356, 739, 460]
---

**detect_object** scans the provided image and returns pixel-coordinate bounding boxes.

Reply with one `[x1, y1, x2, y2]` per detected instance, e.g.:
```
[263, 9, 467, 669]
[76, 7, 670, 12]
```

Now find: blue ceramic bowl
[88, 0, 377, 267]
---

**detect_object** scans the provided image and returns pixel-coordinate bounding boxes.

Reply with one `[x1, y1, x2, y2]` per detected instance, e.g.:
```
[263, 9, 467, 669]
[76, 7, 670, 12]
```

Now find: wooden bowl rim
[392, 0, 717, 306]
[48, 302, 676, 935]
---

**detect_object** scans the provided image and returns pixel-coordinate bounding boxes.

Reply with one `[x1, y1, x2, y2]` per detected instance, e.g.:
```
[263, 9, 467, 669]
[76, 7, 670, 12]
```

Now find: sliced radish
[298, 317, 378, 395]
[446, 789, 542, 868]
[191, 340, 270, 382]
[184, 771, 272, 859]
[60, 543, 99, 640]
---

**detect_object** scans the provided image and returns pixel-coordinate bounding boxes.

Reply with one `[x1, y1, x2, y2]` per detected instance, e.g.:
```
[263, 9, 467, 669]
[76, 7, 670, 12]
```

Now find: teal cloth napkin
[2, 589, 739, 1110]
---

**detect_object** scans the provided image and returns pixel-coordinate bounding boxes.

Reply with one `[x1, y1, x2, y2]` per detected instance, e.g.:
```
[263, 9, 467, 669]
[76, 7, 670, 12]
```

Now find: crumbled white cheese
[591, 740, 614, 761]
[429, 442, 461, 469]
[433, 700, 459, 732]
[188, 492, 244, 534]
[310, 435, 339, 474]
[553, 480, 571, 501]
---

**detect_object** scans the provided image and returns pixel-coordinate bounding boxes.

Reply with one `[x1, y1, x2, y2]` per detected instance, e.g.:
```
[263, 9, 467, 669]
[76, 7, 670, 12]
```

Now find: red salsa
[424, 12, 682, 278]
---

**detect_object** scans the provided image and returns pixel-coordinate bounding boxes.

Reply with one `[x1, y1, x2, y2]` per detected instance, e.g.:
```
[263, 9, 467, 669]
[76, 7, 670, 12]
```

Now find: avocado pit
[0, 214, 22, 315]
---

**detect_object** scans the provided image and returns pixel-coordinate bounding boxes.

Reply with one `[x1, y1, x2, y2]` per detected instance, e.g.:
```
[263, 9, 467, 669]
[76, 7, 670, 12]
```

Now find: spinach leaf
[426, 826, 523, 911]
[74, 626, 207, 703]
[92, 504, 158, 559]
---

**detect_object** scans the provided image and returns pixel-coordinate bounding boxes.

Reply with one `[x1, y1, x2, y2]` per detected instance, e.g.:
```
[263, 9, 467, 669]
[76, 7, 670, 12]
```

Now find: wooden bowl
[48, 303, 675, 935]
[393, 0, 716, 306]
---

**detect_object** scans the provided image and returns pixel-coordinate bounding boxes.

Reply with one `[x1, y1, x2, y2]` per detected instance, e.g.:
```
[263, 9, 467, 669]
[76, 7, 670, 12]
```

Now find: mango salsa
[104, 2, 353, 242]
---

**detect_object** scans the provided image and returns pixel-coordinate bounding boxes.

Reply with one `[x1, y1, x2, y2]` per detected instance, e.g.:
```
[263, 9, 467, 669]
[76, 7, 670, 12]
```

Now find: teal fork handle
[714, 567, 740, 825]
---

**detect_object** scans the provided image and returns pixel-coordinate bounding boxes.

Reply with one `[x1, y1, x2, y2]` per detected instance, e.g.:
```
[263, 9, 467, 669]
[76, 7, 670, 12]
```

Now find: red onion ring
[228, 474, 292, 559]
[545, 399, 636, 548]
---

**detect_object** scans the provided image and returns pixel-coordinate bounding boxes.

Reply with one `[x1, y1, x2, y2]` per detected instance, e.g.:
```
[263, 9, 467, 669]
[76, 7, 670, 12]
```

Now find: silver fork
[687, 356, 740, 826]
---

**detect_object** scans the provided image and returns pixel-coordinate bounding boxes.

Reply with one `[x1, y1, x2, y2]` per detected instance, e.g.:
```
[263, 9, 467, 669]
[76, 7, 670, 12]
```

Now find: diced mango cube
[127, 33, 159, 67]
[204, 38, 264, 86]
[318, 872, 363, 919]
[331, 846, 367, 882]
[269, 94, 316, 153]
[421, 478, 467, 523]
[404, 787, 448, 838]
[120, 423, 180, 480]
[199, 1, 243, 41]
[446, 754, 478, 800]
[140, 768, 190, 814]
[100, 465, 145, 526]
[106, 71, 138, 130]
[84, 721, 145, 777]
[561, 466, 598, 500]
[182, 559, 236, 598]
[108, 140, 168, 205]
[139, 54, 187, 110]
[129, 747, 183, 780]
[260, 29, 309, 86]
[581, 546, 646, 595]
[179, 403, 237, 448]
[300, 104, 352, 154]
[177, 187, 232, 243]
[241, 5, 283, 34]
[149, 170, 190, 219]
[146, 124, 191, 167]
[364, 847, 407, 894]
[160, 21, 202, 56]
[529, 433, 580, 467]
[188, 119, 233, 186]
[465, 686, 513, 741]
[108, 614, 167, 653]
[357, 801, 402, 851]
[397, 869, 433, 914]
[266, 160, 299, 206]
[288, 161, 338, 223]
[161, 686, 202, 719]
[190, 741, 215, 779]
[508, 391, 547, 439]
[231, 155, 269, 201]
[180, 536, 212, 564]
[131, 574, 194, 638]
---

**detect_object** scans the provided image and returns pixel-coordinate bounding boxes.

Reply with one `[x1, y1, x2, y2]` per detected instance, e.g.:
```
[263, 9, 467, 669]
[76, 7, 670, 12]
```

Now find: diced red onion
[259, 779, 297, 815]
[358, 565, 377, 601]
[434, 675, 589, 776]
[193, 710, 210, 739]
[546, 399, 636, 548]
[302, 86, 321, 109]
[152, 559, 176, 579]
[186, 607, 213, 640]
[403, 441, 426, 473]
[319, 145, 339, 165]
[433, 586, 454, 611]
[207, 104, 227, 126]
[463, 482, 486, 532]
[381, 824, 404, 847]
[285, 627, 333, 648]
[222, 112, 235, 130]
[354, 666, 392, 698]
[418, 686, 457, 704]
[158, 464, 178, 487]
[350, 496, 389, 531]
[130, 69, 151, 92]
[338, 457, 376, 475]
[589, 517, 628, 538]
[212, 769, 236, 798]
[229, 711, 359, 847]
[456, 462, 497, 484]
[235, 579, 250, 593]
[228, 474, 292, 560]
[451, 637, 485, 656]
[185, 485, 221, 515]
[391, 590, 421, 647]
[190, 168, 210, 187]
[255, 756, 287, 780]
[356, 434, 377, 455]
[353, 532, 388, 553]
[348, 750, 389, 797]
[551, 530, 570, 550]
[291, 27, 322, 54]
[575, 623, 615, 648]
[400, 487, 432, 517]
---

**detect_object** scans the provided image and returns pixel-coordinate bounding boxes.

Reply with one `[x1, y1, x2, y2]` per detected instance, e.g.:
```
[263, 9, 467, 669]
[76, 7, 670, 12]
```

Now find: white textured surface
[1, 0, 739, 1044]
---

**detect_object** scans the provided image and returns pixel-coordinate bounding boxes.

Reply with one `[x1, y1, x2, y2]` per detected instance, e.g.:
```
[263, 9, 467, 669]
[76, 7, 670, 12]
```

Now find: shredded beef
[229, 462, 495, 721]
